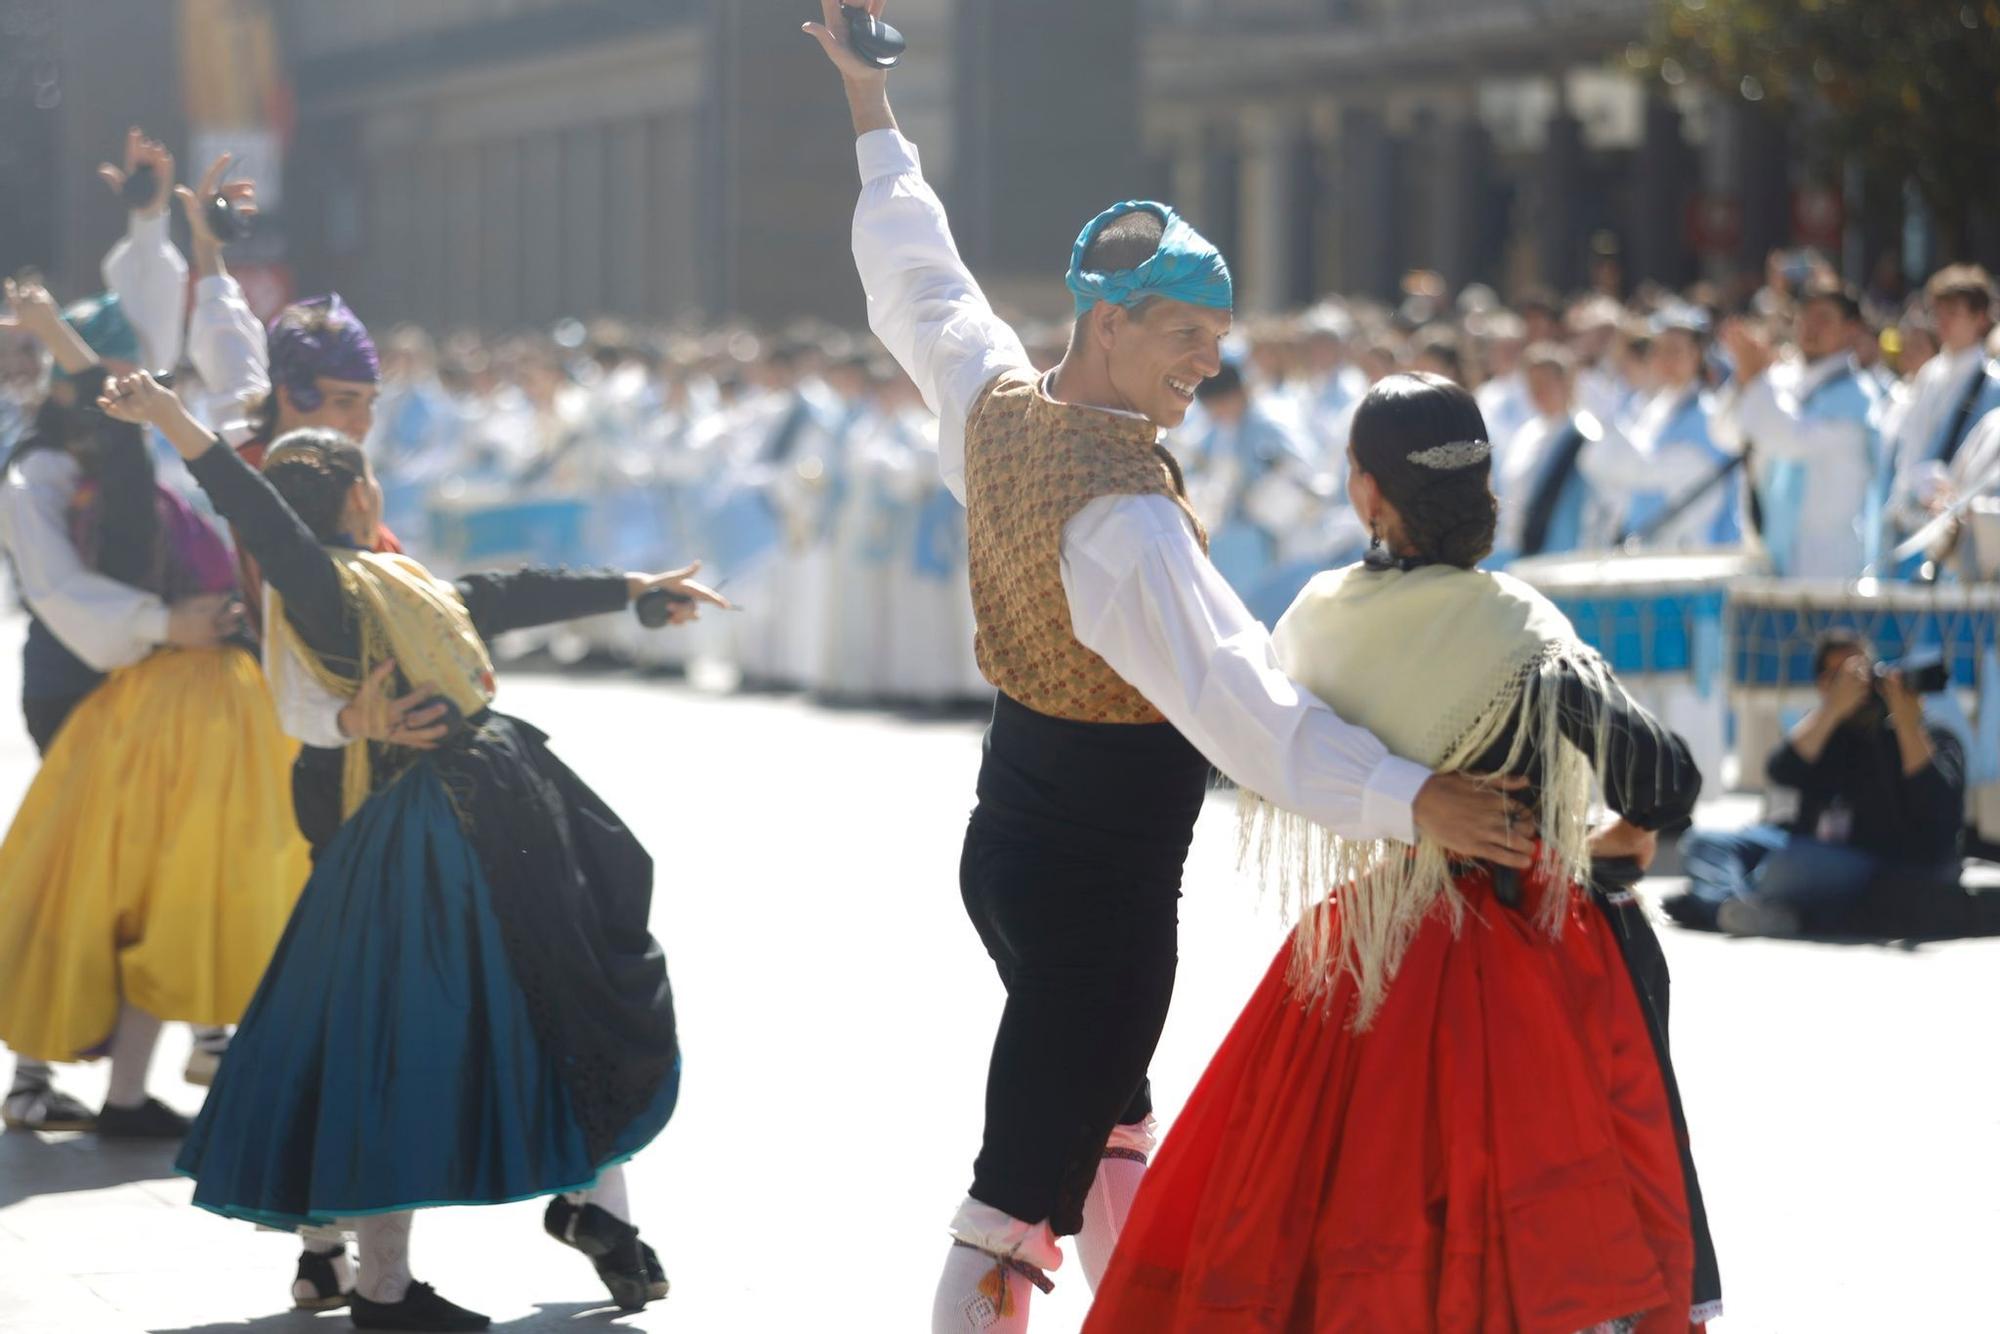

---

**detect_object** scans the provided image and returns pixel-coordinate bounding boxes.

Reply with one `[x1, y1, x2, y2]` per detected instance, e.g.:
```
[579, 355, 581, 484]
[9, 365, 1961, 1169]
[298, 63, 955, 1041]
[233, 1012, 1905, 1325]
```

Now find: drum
[1511, 549, 1753, 788]
[426, 493, 593, 570]
[1726, 579, 2000, 830]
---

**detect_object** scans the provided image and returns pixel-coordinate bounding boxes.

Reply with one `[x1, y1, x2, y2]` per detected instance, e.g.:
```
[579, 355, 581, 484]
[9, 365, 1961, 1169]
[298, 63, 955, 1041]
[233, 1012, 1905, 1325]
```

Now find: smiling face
[1095, 297, 1231, 428]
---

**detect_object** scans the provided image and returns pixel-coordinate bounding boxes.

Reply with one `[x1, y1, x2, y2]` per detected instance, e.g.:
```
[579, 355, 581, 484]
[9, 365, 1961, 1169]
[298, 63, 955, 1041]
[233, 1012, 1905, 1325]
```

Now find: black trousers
[959, 811, 1184, 1237]
[22, 691, 90, 757]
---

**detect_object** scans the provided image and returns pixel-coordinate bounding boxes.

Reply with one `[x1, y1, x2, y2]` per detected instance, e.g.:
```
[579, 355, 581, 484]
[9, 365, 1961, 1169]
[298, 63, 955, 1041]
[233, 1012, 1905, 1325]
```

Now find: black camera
[1874, 652, 1950, 695]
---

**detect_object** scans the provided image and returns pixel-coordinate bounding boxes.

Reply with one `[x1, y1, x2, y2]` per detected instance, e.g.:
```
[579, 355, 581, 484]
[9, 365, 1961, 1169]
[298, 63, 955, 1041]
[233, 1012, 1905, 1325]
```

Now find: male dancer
[806, 8, 1529, 1329]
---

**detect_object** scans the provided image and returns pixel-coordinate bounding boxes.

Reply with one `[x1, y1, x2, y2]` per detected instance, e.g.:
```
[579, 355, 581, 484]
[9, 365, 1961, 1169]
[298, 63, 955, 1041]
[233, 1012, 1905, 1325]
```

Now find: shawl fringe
[1239, 641, 1632, 1029]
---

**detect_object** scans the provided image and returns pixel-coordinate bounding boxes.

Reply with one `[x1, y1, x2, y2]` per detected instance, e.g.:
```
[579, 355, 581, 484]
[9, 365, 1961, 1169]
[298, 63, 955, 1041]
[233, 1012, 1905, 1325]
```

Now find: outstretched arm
[452, 562, 725, 638]
[808, 0, 1030, 502]
[1061, 495, 1533, 865]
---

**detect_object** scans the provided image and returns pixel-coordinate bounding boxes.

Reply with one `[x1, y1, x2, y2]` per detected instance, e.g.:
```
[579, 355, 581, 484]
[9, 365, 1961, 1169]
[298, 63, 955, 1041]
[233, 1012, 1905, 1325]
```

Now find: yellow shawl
[1241, 563, 1637, 1027]
[268, 549, 496, 819]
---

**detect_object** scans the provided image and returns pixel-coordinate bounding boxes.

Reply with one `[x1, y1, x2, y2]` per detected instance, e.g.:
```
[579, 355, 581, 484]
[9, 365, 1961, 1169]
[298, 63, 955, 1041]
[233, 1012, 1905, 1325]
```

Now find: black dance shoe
[544, 1197, 670, 1311]
[293, 1246, 351, 1310]
[348, 1281, 490, 1331]
[92, 1097, 190, 1139]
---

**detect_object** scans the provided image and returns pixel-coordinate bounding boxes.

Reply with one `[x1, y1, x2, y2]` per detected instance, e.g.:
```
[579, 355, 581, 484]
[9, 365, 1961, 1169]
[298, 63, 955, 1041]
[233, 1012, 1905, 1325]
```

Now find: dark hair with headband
[1349, 372, 1496, 570]
[261, 428, 368, 543]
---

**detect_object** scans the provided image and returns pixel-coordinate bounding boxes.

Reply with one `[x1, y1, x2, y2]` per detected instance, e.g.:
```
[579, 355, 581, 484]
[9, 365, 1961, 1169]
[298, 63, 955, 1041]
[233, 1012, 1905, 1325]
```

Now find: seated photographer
[1668, 630, 1965, 936]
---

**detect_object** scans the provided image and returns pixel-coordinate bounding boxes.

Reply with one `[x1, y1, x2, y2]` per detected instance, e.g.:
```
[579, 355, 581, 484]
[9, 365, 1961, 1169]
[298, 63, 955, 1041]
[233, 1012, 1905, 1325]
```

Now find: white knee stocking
[355, 1212, 414, 1304]
[933, 1198, 1061, 1334]
[932, 1241, 1036, 1333]
[563, 1163, 632, 1223]
[104, 1004, 163, 1109]
[1077, 1116, 1156, 1290]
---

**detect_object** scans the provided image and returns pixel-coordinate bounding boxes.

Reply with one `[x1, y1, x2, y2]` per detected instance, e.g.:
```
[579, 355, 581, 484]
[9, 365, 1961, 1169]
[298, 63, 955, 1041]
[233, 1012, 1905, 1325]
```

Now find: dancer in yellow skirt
[0, 279, 308, 1136]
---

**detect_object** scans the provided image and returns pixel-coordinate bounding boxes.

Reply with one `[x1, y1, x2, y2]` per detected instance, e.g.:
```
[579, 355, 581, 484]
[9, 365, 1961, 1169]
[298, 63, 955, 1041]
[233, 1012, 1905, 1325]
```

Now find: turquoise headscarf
[1065, 201, 1232, 317]
[52, 292, 141, 381]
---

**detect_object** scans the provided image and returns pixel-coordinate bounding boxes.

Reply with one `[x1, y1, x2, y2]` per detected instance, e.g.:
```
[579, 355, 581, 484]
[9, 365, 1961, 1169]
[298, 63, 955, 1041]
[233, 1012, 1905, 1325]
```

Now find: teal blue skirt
[177, 719, 679, 1228]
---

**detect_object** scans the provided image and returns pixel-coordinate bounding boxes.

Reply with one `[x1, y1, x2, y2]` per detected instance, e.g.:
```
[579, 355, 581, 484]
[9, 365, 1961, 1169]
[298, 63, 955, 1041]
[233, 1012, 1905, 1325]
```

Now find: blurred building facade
[4, 0, 1981, 330]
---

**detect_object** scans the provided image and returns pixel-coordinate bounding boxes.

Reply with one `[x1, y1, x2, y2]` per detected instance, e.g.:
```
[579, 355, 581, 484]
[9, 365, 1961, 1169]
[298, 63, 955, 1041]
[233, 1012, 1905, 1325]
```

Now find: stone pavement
[2, 646, 1998, 1332]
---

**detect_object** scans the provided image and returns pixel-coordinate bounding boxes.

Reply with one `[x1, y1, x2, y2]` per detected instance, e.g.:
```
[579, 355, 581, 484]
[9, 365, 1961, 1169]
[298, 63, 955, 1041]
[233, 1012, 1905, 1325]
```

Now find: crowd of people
[12, 146, 1998, 712]
[0, 14, 1993, 1323]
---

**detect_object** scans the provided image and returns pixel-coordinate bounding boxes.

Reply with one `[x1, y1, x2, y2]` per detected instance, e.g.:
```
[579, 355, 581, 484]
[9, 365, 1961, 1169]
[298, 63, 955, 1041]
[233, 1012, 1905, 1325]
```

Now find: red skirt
[1083, 867, 1702, 1334]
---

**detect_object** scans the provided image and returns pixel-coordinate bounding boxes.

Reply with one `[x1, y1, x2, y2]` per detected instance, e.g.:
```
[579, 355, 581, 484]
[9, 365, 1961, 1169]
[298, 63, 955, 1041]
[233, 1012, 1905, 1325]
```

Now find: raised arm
[97, 372, 347, 649]
[807, 0, 1030, 502]
[1060, 494, 1532, 865]
[98, 129, 187, 372]
[176, 157, 270, 422]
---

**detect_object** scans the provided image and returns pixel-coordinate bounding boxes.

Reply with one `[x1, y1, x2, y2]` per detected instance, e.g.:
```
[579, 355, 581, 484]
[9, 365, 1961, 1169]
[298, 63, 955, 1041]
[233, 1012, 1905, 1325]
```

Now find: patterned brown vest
[964, 368, 1208, 724]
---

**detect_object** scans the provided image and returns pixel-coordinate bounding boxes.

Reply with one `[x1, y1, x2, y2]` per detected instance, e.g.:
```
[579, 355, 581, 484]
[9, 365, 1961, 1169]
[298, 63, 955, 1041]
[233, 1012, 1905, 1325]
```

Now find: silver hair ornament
[1407, 439, 1491, 470]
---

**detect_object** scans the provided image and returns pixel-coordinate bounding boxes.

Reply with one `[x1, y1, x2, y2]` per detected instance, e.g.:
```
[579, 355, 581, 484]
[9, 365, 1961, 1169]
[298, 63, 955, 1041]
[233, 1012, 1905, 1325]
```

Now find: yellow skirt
[0, 647, 311, 1062]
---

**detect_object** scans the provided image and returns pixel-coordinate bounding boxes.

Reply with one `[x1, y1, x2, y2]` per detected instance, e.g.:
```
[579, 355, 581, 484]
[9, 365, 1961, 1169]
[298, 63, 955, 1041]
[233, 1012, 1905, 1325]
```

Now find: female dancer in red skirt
[1085, 374, 1717, 1334]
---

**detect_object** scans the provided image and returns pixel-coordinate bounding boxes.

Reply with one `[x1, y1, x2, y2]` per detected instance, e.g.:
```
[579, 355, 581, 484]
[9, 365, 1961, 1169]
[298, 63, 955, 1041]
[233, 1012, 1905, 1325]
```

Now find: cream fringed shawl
[1242, 562, 1624, 1028]
[267, 549, 498, 819]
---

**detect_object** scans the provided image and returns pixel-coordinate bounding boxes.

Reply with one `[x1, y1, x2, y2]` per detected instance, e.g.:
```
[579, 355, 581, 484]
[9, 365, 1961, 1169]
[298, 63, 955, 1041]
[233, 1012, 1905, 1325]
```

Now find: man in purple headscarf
[238, 293, 383, 473]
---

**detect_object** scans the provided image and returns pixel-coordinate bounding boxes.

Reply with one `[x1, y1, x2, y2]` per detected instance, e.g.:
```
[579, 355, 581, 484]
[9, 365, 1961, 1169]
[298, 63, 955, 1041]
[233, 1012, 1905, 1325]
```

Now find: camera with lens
[1874, 652, 1950, 696]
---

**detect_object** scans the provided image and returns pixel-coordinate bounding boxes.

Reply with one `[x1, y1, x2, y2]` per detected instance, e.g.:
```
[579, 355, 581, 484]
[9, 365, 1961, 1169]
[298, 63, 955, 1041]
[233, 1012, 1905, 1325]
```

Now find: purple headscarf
[267, 293, 380, 412]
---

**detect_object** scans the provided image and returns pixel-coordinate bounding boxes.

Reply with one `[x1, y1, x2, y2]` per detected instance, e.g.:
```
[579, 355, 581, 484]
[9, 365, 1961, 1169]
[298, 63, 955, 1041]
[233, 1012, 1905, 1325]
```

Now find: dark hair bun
[1348, 372, 1497, 570]
[262, 428, 368, 543]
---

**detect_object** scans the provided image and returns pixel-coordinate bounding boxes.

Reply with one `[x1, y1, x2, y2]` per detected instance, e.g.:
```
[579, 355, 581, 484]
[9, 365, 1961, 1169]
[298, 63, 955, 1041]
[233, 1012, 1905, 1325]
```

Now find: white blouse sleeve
[0, 453, 168, 672]
[261, 585, 349, 748]
[187, 275, 271, 419]
[852, 129, 1032, 504]
[101, 210, 188, 372]
[1061, 493, 1430, 843]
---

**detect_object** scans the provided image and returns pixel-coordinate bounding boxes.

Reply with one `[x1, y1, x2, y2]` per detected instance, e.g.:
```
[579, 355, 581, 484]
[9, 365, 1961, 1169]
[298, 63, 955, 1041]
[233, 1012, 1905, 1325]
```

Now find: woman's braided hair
[261, 428, 367, 543]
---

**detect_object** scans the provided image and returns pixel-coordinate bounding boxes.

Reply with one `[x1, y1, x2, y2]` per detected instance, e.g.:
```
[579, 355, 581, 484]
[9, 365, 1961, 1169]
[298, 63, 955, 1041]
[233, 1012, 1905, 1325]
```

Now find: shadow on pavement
[0, 1128, 181, 1211]
[148, 1299, 654, 1332]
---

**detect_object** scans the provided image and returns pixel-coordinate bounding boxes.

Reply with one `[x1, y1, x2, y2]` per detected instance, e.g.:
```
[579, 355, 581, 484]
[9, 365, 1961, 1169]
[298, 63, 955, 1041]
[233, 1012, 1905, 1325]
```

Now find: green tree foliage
[1640, 0, 2000, 252]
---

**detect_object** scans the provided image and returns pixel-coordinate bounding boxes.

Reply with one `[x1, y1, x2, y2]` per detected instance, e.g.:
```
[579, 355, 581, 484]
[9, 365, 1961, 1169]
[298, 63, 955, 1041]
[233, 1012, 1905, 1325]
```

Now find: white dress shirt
[1712, 353, 1875, 579]
[0, 451, 169, 670]
[1578, 382, 1727, 548]
[851, 128, 1428, 843]
[1887, 344, 1988, 528]
[101, 211, 187, 373]
[187, 274, 272, 436]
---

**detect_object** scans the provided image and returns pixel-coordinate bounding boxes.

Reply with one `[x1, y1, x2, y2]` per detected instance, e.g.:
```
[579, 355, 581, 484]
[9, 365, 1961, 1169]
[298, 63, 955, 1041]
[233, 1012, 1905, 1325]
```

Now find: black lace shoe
[293, 1246, 351, 1311]
[348, 1281, 489, 1331]
[640, 1241, 670, 1302]
[543, 1197, 667, 1311]
[92, 1097, 190, 1139]
[2, 1083, 96, 1132]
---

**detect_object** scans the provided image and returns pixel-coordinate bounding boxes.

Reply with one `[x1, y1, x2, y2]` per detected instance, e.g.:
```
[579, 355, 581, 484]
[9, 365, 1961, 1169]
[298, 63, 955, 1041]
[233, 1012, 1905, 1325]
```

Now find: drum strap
[1617, 451, 1744, 546]
[1520, 422, 1588, 557]
[1936, 360, 1997, 469]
